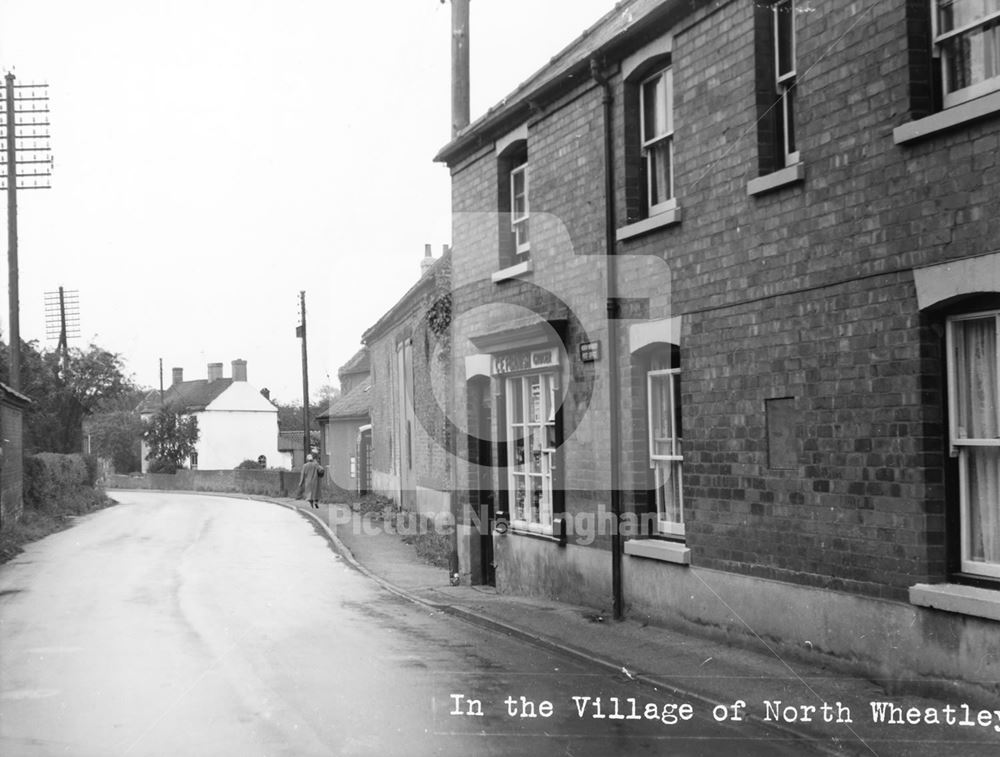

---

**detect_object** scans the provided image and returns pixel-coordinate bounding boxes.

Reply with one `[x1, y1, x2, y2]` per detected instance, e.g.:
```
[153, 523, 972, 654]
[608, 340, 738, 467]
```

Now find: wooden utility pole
[2, 72, 52, 390]
[5, 74, 19, 388]
[298, 291, 310, 462]
[451, 0, 470, 136]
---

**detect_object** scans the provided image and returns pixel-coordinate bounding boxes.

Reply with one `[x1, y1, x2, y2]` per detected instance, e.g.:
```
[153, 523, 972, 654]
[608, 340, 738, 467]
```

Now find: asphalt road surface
[1, 492, 827, 756]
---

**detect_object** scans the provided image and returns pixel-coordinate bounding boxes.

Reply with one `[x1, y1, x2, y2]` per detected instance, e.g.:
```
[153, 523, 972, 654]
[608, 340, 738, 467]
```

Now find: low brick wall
[105, 469, 351, 499]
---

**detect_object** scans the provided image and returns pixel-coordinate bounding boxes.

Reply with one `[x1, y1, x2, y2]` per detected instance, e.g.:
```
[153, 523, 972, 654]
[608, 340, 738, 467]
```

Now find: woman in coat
[298, 454, 324, 508]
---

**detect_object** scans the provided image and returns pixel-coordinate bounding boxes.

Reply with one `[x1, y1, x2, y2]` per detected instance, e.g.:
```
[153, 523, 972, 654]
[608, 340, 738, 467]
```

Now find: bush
[236, 459, 262, 469]
[148, 457, 178, 474]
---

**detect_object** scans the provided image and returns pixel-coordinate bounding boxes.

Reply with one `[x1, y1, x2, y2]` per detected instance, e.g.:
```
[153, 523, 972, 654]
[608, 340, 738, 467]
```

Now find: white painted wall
[193, 407, 280, 470]
[192, 383, 280, 469]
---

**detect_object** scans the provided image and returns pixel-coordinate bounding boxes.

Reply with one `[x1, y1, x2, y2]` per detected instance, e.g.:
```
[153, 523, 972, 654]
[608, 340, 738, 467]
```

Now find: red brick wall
[1, 401, 26, 527]
[444, 0, 1000, 600]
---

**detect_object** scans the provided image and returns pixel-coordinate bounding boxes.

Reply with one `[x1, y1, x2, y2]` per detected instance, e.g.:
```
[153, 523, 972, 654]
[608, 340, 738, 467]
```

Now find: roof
[0, 381, 32, 408]
[337, 348, 370, 380]
[316, 380, 371, 421]
[362, 250, 451, 344]
[434, 0, 694, 165]
[136, 379, 234, 414]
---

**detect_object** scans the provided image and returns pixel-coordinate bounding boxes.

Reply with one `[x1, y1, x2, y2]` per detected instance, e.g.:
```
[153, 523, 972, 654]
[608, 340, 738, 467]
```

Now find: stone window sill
[616, 205, 682, 242]
[909, 582, 1000, 622]
[492, 259, 533, 283]
[747, 162, 805, 196]
[624, 538, 690, 565]
[509, 522, 560, 544]
[893, 90, 1000, 145]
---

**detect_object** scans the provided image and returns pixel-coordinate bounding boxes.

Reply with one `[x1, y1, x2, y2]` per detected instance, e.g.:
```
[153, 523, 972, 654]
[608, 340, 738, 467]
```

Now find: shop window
[506, 371, 558, 533]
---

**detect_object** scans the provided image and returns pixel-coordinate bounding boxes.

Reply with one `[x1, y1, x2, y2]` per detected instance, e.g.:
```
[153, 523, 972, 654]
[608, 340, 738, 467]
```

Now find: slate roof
[316, 380, 371, 421]
[435, 0, 687, 165]
[136, 379, 234, 414]
[337, 348, 370, 380]
[0, 381, 32, 407]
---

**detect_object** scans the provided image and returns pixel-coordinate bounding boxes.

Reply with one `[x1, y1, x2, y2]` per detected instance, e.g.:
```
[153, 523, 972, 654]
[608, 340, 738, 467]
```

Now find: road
[1, 491, 826, 756]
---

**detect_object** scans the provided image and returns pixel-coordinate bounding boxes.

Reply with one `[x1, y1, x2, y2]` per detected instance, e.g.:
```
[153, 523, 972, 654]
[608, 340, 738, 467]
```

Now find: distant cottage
[137, 360, 280, 471]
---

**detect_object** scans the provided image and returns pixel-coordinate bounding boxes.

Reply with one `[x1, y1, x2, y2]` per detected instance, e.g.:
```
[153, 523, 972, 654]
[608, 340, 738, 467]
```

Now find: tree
[88, 410, 145, 473]
[0, 338, 136, 453]
[142, 408, 199, 471]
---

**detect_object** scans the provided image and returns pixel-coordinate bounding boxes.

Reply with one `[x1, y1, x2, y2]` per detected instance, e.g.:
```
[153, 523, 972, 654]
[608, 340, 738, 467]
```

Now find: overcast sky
[1, 0, 617, 404]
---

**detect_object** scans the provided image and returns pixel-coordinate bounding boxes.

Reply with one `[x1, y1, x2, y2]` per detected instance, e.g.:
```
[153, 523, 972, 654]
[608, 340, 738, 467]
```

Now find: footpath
[266, 496, 999, 757]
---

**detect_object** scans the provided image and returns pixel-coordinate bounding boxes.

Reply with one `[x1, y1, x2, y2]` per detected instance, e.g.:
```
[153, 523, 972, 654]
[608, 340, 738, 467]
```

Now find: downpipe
[590, 59, 623, 621]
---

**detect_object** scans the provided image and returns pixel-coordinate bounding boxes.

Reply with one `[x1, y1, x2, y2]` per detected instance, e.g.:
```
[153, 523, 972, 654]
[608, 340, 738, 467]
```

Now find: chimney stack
[172, 367, 183, 385]
[421, 244, 434, 277]
[451, 0, 470, 137]
[207, 362, 223, 383]
[232, 359, 247, 382]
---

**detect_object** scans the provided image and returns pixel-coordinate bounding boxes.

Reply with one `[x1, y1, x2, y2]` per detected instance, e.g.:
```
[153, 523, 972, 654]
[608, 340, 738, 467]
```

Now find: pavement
[254, 496, 1000, 757]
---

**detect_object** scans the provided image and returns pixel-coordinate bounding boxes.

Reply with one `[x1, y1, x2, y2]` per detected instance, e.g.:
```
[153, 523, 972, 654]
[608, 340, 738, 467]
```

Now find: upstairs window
[946, 310, 1000, 579]
[497, 139, 529, 269]
[640, 67, 675, 215]
[753, 0, 800, 175]
[510, 158, 530, 256]
[773, 0, 799, 165]
[934, 0, 1000, 107]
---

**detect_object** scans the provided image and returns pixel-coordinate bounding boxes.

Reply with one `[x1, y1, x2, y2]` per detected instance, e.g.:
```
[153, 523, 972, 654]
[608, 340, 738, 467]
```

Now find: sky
[1, 0, 618, 405]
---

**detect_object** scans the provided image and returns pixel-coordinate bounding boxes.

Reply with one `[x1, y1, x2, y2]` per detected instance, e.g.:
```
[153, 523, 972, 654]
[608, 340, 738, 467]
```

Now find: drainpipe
[590, 59, 623, 621]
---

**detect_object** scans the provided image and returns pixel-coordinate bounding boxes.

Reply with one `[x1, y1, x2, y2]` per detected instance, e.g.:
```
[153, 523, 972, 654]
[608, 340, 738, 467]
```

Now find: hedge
[23, 453, 101, 512]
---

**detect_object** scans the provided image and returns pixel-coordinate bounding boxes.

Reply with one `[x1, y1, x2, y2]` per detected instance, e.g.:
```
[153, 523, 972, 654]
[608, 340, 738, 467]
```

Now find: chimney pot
[421, 244, 435, 276]
[260, 387, 270, 401]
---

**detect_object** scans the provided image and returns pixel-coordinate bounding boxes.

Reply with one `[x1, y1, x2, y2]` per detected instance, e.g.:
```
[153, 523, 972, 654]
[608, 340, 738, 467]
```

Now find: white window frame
[933, 0, 1000, 108]
[946, 309, 1000, 578]
[639, 66, 676, 216]
[648, 367, 684, 537]
[773, 0, 800, 165]
[510, 160, 530, 256]
[506, 371, 557, 534]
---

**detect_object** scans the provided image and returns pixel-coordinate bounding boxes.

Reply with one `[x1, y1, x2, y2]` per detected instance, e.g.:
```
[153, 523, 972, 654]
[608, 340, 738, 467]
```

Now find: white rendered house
[138, 360, 281, 471]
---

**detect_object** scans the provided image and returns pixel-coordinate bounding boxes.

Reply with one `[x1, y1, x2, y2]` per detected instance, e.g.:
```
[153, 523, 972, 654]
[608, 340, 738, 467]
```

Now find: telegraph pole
[44, 286, 80, 374]
[297, 291, 310, 462]
[2, 72, 53, 390]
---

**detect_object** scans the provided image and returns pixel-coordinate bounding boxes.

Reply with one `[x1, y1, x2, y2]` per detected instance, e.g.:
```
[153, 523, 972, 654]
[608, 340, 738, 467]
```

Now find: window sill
[747, 162, 805, 196]
[624, 538, 690, 565]
[616, 205, 682, 242]
[908, 582, 1000, 622]
[893, 90, 1000, 145]
[509, 521, 561, 543]
[492, 259, 533, 283]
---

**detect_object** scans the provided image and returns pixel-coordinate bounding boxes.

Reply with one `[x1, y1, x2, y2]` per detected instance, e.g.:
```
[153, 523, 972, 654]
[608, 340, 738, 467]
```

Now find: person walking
[297, 454, 325, 509]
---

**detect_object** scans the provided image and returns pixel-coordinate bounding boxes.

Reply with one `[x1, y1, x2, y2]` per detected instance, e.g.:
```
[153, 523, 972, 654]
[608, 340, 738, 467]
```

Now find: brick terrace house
[363, 249, 454, 520]
[138, 360, 281, 471]
[317, 349, 372, 495]
[432, 0, 999, 688]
